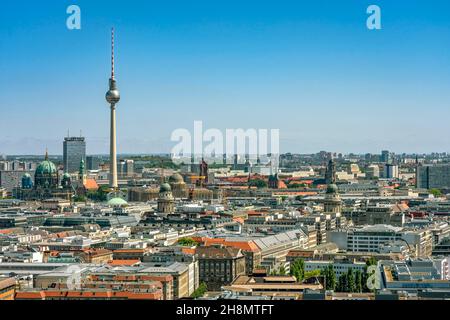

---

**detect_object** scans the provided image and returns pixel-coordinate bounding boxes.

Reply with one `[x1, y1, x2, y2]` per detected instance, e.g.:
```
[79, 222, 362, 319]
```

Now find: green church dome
[36, 154, 57, 176]
[326, 184, 338, 194]
[159, 183, 172, 193]
[62, 173, 71, 179]
[107, 197, 128, 206]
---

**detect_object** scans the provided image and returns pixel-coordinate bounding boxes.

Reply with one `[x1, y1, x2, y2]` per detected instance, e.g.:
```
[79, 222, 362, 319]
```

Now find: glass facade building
[416, 164, 450, 189]
[63, 137, 86, 173]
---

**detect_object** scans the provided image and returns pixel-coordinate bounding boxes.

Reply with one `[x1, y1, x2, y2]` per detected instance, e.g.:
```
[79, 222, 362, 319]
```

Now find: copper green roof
[159, 183, 172, 193]
[62, 173, 71, 179]
[35, 159, 57, 175]
[326, 184, 338, 194]
[107, 197, 128, 206]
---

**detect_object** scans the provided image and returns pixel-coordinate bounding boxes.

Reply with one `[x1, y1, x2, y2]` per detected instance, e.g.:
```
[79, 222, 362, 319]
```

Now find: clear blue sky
[1, 0, 450, 155]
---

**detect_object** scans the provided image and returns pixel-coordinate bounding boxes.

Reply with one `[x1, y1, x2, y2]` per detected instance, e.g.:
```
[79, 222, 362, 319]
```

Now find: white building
[304, 260, 366, 277]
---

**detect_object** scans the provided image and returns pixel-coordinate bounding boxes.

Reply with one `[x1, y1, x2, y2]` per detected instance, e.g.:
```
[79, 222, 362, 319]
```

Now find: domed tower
[157, 183, 174, 214]
[61, 173, 72, 189]
[323, 183, 342, 213]
[325, 157, 336, 185]
[105, 27, 120, 190]
[79, 158, 87, 185]
[168, 173, 188, 198]
[21, 173, 33, 189]
[35, 151, 58, 189]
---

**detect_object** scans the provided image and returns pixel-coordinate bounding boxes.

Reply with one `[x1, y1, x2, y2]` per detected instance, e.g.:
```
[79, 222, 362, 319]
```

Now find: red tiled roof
[194, 237, 260, 253]
[181, 247, 196, 255]
[233, 217, 245, 224]
[108, 259, 141, 266]
[17, 290, 161, 300]
[84, 178, 99, 190]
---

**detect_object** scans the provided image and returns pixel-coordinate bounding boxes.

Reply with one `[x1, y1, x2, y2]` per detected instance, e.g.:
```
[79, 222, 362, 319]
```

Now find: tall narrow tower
[105, 28, 120, 189]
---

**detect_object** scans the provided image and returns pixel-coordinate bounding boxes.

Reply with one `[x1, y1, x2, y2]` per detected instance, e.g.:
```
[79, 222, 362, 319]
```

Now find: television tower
[105, 28, 120, 189]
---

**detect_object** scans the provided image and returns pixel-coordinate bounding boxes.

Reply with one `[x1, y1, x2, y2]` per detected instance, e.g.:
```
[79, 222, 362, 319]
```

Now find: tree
[347, 268, 356, 293]
[87, 185, 109, 201]
[288, 183, 306, 189]
[128, 155, 180, 170]
[270, 265, 288, 276]
[366, 257, 377, 267]
[290, 258, 305, 282]
[355, 270, 363, 293]
[72, 195, 86, 202]
[337, 273, 348, 292]
[191, 282, 208, 298]
[321, 264, 336, 291]
[304, 269, 321, 280]
[279, 265, 287, 276]
[429, 188, 442, 197]
[177, 237, 198, 246]
[336, 273, 347, 292]
[248, 179, 267, 189]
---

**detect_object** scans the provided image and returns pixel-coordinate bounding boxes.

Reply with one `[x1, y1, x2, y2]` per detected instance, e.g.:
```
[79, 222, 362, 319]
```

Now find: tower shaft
[110, 104, 118, 188]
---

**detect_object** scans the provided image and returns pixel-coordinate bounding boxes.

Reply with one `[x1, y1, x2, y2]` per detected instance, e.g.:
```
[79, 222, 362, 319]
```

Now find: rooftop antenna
[111, 27, 115, 80]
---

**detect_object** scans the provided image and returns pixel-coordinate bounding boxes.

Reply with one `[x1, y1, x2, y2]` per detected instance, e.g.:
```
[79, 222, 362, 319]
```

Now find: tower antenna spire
[105, 27, 120, 190]
[111, 27, 115, 80]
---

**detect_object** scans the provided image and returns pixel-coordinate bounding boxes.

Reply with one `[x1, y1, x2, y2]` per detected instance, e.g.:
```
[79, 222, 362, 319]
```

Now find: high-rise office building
[366, 164, 380, 179]
[118, 159, 134, 177]
[384, 163, 399, 179]
[416, 164, 450, 189]
[63, 137, 86, 173]
[381, 150, 392, 163]
[86, 156, 102, 171]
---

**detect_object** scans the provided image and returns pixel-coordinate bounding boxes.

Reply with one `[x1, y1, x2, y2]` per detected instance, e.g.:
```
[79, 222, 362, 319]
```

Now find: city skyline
[2, 1, 450, 308]
[1, 1, 450, 155]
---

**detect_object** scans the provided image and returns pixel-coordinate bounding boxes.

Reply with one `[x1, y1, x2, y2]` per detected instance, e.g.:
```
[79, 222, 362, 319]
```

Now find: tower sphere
[106, 80, 120, 105]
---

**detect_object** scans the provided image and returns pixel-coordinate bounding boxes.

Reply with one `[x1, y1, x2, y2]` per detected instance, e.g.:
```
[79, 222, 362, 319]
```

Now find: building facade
[63, 137, 86, 174]
[416, 164, 450, 190]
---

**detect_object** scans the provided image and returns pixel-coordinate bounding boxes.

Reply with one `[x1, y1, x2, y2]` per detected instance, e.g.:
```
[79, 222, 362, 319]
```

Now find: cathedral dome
[36, 159, 57, 176]
[159, 183, 172, 193]
[34, 152, 58, 189]
[326, 184, 338, 194]
[107, 197, 128, 206]
[168, 173, 184, 184]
